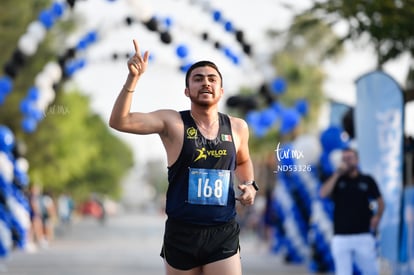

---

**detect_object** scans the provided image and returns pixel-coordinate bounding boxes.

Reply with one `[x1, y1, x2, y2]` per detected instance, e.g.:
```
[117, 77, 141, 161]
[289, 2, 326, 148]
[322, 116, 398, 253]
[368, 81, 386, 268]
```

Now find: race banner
[400, 187, 414, 274]
[329, 100, 351, 127]
[355, 71, 404, 263]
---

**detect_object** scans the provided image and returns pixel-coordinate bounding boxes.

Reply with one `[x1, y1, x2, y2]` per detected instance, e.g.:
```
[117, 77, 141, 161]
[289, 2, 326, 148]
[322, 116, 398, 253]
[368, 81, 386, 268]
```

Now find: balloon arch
[0, 0, 324, 270]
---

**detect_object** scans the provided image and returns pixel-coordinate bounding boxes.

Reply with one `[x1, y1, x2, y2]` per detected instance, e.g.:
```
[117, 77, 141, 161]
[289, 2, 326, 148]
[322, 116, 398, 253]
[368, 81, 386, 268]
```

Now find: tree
[298, 0, 414, 66]
[243, 14, 342, 155]
[0, 0, 134, 202]
[26, 90, 134, 201]
[295, 0, 414, 100]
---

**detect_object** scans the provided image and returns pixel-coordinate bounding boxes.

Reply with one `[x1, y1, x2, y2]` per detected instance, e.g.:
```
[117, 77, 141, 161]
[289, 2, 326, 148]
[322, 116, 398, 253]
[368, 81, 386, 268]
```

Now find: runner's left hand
[236, 184, 256, 206]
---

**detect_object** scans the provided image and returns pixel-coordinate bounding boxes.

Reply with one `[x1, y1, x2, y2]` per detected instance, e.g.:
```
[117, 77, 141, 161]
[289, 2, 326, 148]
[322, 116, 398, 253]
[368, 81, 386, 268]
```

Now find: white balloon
[292, 134, 322, 165]
[0, 152, 14, 183]
[0, 220, 12, 253]
[127, 0, 153, 22]
[329, 149, 343, 170]
[18, 33, 39, 56]
[35, 72, 54, 90]
[43, 62, 62, 83]
[311, 206, 323, 221]
[16, 157, 29, 173]
[7, 196, 31, 230]
[35, 94, 50, 112]
[96, 20, 114, 40]
[26, 21, 47, 42]
[39, 86, 56, 106]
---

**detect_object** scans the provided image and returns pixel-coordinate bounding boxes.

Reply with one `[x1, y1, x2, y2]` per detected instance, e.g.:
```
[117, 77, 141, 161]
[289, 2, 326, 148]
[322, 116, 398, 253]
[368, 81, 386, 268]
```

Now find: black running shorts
[160, 219, 240, 270]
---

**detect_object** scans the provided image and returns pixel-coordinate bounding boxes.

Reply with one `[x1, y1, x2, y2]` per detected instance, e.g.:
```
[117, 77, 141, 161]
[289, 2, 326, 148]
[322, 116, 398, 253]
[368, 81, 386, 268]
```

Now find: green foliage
[0, 0, 134, 202]
[0, 0, 50, 59]
[26, 91, 134, 201]
[271, 53, 325, 127]
[0, 0, 64, 132]
[282, 13, 345, 63]
[302, 0, 414, 66]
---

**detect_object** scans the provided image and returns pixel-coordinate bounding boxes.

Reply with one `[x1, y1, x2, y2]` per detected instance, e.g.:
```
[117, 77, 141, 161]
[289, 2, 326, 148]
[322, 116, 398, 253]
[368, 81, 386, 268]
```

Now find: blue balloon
[252, 124, 268, 138]
[0, 204, 12, 256]
[147, 52, 155, 62]
[13, 165, 29, 188]
[176, 44, 189, 59]
[65, 63, 76, 76]
[20, 96, 43, 120]
[38, 9, 54, 29]
[271, 77, 287, 95]
[65, 59, 86, 76]
[31, 108, 45, 122]
[231, 55, 240, 65]
[246, 111, 269, 137]
[0, 126, 14, 152]
[295, 98, 309, 116]
[51, 2, 66, 18]
[86, 31, 98, 43]
[8, 207, 26, 248]
[0, 76, 13, 96]
[259, 108, 278, 128]
[76, 39, 88, 50]
[12, 185, 30, 211]
[21, 117, 37, 133]
[320, 126, 347, 153]
[245, 110, 261, 126]
[224, 21, 233, 32]
[179, 62, 192, 73]
[77, 31, 98, 51]
[19, 98, 36, 116]
[222, 47, 240, 65]
[280, 108, 300, 135]
[77, 58, 87, 70]
[212, 10, 222, 22]
[27, 86, 40, 101]
[319, 151, 334, 175]
[164, 17, 173, 29]
[270, 101, 283, 114]
[223, 47, 233, 58]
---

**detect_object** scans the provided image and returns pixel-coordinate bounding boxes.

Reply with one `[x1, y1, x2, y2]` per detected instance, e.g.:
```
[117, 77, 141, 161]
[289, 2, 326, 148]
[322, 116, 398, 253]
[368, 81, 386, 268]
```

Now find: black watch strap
[244, 180, 259, 191]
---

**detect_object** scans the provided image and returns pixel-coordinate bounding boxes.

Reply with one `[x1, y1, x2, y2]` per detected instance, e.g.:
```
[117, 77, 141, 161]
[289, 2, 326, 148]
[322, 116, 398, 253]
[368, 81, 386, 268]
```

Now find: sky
[68, 0, 413, 165]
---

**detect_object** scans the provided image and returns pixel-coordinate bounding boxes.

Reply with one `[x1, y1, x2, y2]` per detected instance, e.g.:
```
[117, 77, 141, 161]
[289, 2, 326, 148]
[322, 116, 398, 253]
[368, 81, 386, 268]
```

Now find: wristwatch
[244, 180, 259, 191]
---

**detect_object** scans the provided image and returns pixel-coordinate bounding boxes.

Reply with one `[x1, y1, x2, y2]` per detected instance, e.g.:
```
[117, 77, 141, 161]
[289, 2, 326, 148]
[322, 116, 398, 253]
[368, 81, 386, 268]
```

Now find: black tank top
[166, 110, 237, 225]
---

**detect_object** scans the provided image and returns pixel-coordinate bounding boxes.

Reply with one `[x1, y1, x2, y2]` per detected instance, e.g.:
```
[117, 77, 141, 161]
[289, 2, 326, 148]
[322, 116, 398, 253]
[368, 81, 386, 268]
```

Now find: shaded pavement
[1, 212, 311, 275]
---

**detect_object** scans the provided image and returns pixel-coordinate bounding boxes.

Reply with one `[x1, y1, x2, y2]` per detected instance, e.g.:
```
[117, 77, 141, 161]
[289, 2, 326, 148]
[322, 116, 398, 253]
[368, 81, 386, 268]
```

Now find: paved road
[1, 212, 310, 275]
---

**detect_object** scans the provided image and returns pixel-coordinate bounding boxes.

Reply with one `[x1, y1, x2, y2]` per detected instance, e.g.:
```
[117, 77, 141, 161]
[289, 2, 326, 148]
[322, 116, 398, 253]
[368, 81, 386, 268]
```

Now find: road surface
[1, 212, 311, 275]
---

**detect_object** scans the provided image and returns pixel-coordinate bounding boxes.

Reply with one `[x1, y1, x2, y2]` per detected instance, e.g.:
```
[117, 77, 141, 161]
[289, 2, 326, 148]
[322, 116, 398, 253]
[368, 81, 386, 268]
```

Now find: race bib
[188, 168, 230, 206]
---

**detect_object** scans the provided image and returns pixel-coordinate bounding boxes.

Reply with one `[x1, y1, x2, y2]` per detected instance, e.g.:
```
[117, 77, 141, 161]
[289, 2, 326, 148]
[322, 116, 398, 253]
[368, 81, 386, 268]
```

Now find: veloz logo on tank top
[194, 147, 227, 162]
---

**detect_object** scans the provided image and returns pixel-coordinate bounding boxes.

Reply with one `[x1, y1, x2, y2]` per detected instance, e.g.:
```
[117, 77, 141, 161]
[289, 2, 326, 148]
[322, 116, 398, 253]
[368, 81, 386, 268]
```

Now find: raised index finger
[132, 39, 140, 56]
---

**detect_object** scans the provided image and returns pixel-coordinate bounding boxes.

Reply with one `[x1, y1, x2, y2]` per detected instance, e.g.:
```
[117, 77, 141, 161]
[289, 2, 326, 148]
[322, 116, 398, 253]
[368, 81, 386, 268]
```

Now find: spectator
[320, 148, 385, 275]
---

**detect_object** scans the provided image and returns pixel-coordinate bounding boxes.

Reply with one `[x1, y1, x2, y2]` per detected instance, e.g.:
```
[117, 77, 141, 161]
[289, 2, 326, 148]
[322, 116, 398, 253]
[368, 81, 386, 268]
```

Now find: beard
[344, 164, 358, 175]
[189, 92, 219, 107]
